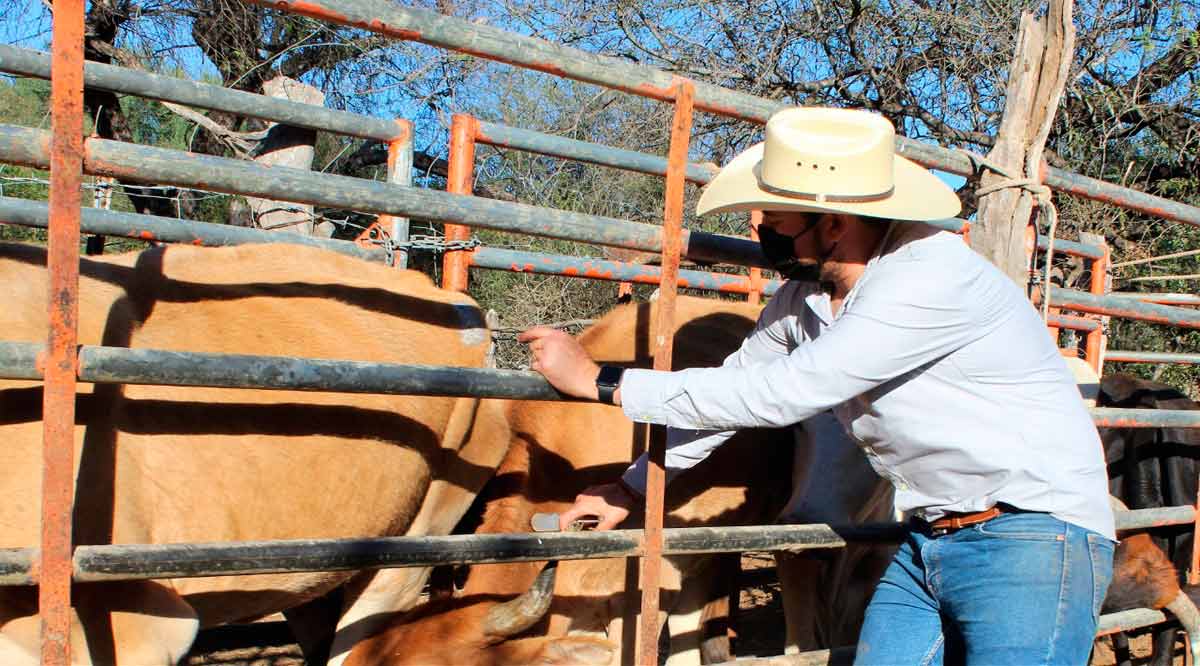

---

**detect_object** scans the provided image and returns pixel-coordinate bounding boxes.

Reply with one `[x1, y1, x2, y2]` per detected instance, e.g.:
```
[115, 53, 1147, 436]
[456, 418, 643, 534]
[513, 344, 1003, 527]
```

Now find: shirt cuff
[619, 368, 679, 425]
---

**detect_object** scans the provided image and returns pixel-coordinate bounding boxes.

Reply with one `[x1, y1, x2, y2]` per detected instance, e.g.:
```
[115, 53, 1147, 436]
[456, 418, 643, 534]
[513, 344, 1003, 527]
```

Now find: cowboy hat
[696, 107, 961, 222]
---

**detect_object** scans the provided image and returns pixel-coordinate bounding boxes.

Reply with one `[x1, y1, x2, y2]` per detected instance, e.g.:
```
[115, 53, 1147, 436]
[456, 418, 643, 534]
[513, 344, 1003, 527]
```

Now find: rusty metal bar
[0, 523, 879, 585]
[639, 80, 695, 666]
[1090, 408, 1200, 429]
[0, 124, 769, 268]
[1104, 351, 1200, 365]
[0, 44, 404, 143]
[443, 114, 478, 291]
[0, 195, 387, 262]
[1111, 292, 1200, 307]
[5, 343, 1195, 427]
[41, 1, 86, 662]
[244, 0, 1200, 229]
[1045, 286, 1200, 329]
[471, 247, 781, 295]
[1045, 312, 1100, 332]
[380, 119, 414, 268]
[0, 505, 1187, 585]
[40, 0, 86, 662]
[0, 342, 565, 400]
[924, 217, 1105, 260]
[748, 211, 764, 305]
[474, 119, 718, 184]
[1085, 241, 1111, 372]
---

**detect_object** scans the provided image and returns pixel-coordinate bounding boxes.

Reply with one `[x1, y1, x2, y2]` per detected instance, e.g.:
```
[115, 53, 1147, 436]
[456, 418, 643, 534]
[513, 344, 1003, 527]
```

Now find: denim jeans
[855, 511, 1114, 666]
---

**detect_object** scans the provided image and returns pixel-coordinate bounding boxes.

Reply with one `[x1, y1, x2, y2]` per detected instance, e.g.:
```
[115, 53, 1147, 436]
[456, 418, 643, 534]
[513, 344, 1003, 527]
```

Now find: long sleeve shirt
[619, 222, 1115, 540]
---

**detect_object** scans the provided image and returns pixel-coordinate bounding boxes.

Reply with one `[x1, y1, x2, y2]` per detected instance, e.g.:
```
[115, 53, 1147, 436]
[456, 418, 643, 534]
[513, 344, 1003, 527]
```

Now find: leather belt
[926, 506, 1004, 535]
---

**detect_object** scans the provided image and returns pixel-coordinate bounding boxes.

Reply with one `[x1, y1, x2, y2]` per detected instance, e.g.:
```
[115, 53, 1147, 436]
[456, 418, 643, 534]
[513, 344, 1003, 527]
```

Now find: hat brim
[696, 143, 962, 222]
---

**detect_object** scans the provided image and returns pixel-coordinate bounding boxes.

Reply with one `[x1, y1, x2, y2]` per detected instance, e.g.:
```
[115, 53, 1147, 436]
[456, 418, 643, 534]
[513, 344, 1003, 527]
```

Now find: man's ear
[825, 213, 854, 243]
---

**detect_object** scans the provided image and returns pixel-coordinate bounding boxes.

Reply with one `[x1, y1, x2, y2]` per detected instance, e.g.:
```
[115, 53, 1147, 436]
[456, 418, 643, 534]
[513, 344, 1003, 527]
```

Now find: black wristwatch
[595, 365, 625, 405]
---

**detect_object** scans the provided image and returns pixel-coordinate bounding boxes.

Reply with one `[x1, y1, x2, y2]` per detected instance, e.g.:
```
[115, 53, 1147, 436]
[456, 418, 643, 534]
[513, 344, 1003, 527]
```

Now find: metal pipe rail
[2, 341, 1199, 428]
[1111, 292, 1200, 307]
[0, 523, 904, 585]
[246, 0, 1200, 230]
[471, 247, 782, 296]
[0, 123, 769, 270]
[1105, 351, 1200, 365]
[0, 195, 785, 298]
[1046, 286, 1200, 330]
[0, 195, 387, 262]
[475, 120, 719, 185]
[0, 504, 1187, 586]
[0, 44, 405, 143]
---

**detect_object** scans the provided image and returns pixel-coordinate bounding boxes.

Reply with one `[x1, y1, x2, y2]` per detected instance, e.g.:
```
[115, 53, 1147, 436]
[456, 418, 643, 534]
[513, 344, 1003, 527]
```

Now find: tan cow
[0, 241, 512, 665]
[346, 296, 809, 666]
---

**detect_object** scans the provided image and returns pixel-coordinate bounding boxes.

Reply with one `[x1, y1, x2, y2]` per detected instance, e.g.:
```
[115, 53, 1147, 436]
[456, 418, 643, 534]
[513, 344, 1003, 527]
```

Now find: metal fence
[2, 1, 1200, 664]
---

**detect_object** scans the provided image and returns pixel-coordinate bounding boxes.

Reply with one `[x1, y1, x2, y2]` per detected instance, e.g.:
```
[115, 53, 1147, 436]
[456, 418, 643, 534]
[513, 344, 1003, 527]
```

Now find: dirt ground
[185, 554, 1185, 665]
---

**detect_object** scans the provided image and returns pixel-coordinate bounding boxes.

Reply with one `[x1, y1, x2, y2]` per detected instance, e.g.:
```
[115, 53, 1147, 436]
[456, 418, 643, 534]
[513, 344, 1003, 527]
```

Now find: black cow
[1100, 373, 1200, 666]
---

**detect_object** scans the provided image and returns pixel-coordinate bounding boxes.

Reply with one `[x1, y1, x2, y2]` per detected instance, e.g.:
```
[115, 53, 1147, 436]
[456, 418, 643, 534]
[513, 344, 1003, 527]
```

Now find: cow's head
[345, 562, 616, 665]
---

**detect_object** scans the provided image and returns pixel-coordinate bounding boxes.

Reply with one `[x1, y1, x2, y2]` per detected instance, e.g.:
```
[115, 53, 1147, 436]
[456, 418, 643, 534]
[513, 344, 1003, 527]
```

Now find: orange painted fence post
[380, 119, 414, 268]
[444, 114, 478, 291]
[748, 210, 763, 306]
[42, 0, 87, 663]
[639, 79, 695, 666]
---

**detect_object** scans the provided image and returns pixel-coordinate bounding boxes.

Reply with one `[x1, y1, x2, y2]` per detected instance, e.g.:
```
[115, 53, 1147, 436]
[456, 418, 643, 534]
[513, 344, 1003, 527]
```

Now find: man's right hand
[558, 482, 640, 531]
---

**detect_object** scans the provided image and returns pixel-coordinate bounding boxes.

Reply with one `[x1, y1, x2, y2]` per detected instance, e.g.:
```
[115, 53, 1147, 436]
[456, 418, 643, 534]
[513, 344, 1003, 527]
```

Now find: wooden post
[970, 0, 1075, 287]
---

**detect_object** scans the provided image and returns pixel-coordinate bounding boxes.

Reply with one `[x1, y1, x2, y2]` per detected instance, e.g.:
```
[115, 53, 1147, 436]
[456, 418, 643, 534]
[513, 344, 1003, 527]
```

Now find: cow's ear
[539, 636, 616, 664]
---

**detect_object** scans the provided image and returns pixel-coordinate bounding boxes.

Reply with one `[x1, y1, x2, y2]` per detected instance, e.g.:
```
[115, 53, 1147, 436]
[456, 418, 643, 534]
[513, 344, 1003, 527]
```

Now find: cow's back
[0, 241, 498, 625]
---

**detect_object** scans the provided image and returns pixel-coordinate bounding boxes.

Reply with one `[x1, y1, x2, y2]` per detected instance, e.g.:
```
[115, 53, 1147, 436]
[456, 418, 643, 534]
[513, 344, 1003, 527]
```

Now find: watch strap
[595, 365, 625, 405]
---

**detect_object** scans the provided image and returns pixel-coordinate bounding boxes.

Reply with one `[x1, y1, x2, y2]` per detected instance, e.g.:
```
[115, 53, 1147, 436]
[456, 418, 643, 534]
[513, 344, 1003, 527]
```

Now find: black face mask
[758, 223, 822, 282]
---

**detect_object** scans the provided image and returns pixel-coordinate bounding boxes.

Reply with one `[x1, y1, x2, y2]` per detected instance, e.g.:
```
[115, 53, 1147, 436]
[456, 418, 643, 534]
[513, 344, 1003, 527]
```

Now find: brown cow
[0, 241, 512, 665]
[346, 296, 798, 666]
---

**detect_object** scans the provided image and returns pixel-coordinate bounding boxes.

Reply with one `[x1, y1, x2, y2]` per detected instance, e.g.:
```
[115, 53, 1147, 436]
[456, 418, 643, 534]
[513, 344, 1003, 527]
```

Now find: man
[519, 107, 1114, 664]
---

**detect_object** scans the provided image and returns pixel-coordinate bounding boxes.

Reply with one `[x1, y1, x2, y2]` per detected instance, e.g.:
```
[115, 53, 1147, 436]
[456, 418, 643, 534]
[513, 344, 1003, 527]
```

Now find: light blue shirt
[619, 222, 1115, 540]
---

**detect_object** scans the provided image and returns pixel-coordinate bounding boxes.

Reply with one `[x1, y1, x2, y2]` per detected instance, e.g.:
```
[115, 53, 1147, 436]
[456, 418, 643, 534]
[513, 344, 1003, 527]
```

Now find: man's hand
[518, 326, 602, 400]
[558, 482, 639, 531]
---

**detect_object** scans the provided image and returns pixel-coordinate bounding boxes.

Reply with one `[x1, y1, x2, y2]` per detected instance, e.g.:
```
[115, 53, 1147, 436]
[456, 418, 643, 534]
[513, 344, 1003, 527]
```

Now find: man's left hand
[517, 326, 602, 400]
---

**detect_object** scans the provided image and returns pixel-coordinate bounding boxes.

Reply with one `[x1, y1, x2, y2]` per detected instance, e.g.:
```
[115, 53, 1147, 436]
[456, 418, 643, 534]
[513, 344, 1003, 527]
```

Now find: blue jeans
[855, 511, 1114, 665]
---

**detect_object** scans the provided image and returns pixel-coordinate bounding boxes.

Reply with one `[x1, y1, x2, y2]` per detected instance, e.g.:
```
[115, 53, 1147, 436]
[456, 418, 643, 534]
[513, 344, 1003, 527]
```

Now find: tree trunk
[969, 0, 1075, 287]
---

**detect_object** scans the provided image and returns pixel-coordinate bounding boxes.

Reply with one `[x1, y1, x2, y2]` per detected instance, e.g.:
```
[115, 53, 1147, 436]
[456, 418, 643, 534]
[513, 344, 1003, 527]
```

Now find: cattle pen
[1, 1, 1199, 664]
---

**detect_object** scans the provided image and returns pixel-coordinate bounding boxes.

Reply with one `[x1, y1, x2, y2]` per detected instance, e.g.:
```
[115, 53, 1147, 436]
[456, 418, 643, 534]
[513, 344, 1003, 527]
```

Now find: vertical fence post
[42, 0, 86, 662]
[748, 211, 763, 306]
[1083, 233, 1110, 374]
[444, 114, 478, 291]
[380, 119, 414, 269]
[639, 79, 695, 666]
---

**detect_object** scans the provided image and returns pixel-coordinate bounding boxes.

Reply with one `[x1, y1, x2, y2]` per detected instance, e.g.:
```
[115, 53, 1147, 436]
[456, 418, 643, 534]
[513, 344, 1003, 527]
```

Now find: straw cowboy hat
[697, 107, 962, 222]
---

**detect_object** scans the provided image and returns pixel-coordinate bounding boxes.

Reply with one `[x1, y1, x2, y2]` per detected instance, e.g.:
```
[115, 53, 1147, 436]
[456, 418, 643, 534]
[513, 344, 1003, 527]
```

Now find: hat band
[759, 178, 895, 204]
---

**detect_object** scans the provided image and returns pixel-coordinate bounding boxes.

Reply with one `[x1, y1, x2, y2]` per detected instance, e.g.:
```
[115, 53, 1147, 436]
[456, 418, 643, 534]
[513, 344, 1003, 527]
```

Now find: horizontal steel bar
[3, 342, 1197, 426]
[1047, 286, 1200, 329]
[1105, 350, 1200, 365]
[0, 508, 1187, 585]
[1096, 607, 1170, 636]
[0, 195, 386, 262]
[0, 123, 769, 269]
[0, 341, 565, 400]
[0, 524, 858, 584]
[248, 0, 1200, 229]
[475, 120, 718, 184]
[1116, 505, 1196, 530]
[0, 44, 403, 143]
[1045, 313, 1099, 332]
[1111, 292, 1200, 307]
[1091, 408, 1200, 429]
[471, 247, 780, 296]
